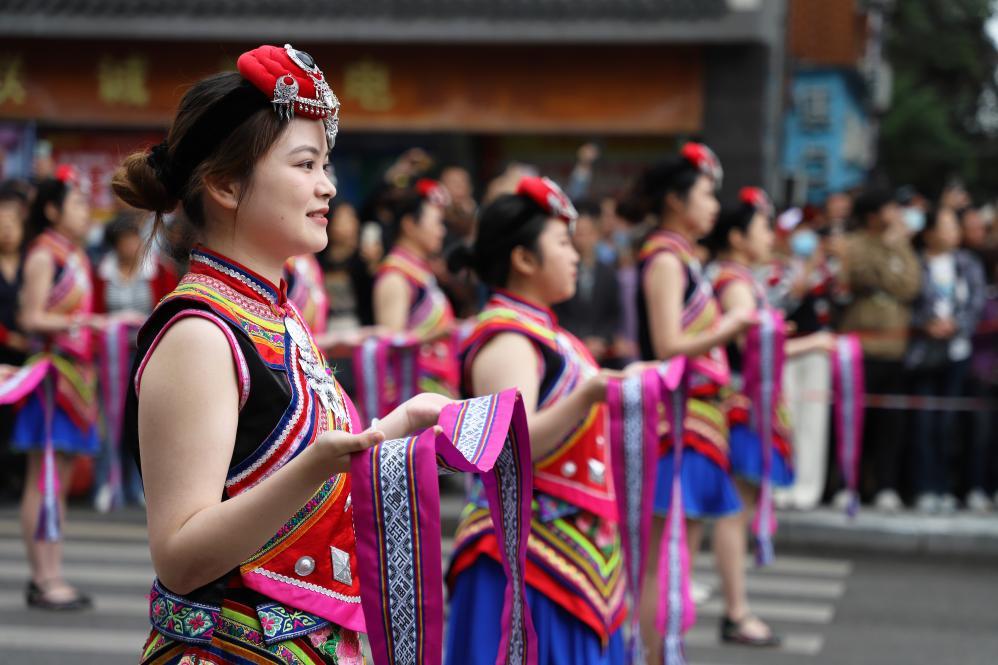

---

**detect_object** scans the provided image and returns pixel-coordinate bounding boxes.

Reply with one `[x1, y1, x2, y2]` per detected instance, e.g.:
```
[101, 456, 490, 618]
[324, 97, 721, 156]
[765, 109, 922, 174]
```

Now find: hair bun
[111, 151, 178, 214]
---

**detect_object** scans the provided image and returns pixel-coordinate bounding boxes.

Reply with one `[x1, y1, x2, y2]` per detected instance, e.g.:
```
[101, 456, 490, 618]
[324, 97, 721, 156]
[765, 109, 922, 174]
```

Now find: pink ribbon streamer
[832, 335, 865, 517]
[353, 334, 422, 425]
[742, 309, 787, 566]
[351, 389, 537, 665]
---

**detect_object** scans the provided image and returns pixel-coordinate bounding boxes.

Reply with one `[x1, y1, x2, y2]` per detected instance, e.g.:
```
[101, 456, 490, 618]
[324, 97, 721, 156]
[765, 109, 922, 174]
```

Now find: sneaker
[938, 494, 958, 514]
[832, 489, 852, 511]
[915, 493, 939, 514]
[966, 490, 992, 513]
[93, 484, 113, 514]
[874, 489, 902, 513]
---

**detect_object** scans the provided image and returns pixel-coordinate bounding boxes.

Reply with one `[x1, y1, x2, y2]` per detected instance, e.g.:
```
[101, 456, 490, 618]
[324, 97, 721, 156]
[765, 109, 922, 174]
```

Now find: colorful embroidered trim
[352, 390, 537, 665]
[148, 579, 221, 645]
[98, 321, 140, 510]
[353, 334, 422, 424]
[255, 601, 330, 645]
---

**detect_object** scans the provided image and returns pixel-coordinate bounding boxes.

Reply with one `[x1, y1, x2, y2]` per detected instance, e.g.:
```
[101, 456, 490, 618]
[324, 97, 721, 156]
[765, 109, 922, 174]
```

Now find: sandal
[25, 580, 93, 611]
[720, 614, 781, 647]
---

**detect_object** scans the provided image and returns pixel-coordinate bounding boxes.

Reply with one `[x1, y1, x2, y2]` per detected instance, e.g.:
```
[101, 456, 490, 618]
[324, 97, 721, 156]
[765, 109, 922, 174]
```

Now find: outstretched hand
[315, 429, 385, 474]
[375, 392, 453, 441]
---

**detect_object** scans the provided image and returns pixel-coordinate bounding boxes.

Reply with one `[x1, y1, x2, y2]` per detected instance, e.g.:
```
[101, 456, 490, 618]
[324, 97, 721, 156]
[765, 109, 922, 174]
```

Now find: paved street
[0, 504, 994, 664]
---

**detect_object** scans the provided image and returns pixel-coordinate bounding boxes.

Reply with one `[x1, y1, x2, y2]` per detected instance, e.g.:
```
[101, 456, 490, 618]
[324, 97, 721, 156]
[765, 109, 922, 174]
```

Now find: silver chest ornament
[285, 316, 349, 428]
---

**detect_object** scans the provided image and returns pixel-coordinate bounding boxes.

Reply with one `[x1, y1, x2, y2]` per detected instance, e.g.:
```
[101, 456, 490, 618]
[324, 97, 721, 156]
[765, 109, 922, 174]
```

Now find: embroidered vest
[637, 230, 731, 467]
[450, 290, 625, 642]
[124, 247, 364, 646]
[375, 247, 457, 394]
[709, 260, 793, 464]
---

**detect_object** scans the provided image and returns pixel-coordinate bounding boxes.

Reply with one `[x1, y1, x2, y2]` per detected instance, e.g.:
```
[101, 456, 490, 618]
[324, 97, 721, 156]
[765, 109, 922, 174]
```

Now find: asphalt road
[0, 505, 994, 665]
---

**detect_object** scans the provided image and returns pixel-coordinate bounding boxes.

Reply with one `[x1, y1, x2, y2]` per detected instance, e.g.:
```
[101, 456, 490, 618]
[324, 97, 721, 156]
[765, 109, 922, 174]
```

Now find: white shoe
[93, 484, 113, 514]
[915, 493, 939, 514]
[690, 580, 712, 605]
[873, 489, 902, 513]
[832, 489, 852, 511]
[966, 490, 992, 513]
[938, 494, 958, 514]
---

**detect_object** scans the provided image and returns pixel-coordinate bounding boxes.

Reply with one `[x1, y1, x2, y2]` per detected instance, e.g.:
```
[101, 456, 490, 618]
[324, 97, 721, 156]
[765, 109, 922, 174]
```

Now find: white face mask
[903, 207, 926, 234]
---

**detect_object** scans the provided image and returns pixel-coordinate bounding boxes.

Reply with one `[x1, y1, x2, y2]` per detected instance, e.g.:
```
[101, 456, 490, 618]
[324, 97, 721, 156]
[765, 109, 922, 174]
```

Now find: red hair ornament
[516, 176, 578, 229]
[739, 187, 773, 218]
[680, 142, 723, 189]
[416, 178, 452, 208]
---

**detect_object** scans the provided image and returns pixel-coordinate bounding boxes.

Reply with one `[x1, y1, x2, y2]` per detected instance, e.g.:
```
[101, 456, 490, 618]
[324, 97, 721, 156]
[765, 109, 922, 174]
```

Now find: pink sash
[98, 321, 139, 510]
[655, 362, 696, 665]
[351, 389, 537, 665]
[353, 334, 422, 424]
[742, 309, 787, 566]
[0, 358, 59, 540]
[832, 335, 865, 517]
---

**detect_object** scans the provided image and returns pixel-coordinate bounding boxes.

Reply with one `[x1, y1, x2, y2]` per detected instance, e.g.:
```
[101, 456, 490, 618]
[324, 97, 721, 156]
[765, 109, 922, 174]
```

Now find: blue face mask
[791, 229, 819, 258]
[903, 207, 926, 234]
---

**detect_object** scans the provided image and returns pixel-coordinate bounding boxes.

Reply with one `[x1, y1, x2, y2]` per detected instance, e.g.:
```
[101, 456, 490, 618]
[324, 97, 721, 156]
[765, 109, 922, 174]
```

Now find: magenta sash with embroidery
[0, 358, 59, 540]
[742, 309, 787, 566]
[832, 335, 865, 517]
[98, 321, 139, 510]
[351, 389, 537, 665]
[353, 334, 422, 424]
[654, 361, 696, 665]
[608, 359, 688, 665]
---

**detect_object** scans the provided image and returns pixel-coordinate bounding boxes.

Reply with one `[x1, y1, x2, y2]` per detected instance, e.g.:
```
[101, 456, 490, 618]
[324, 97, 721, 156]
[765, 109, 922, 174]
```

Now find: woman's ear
[203, 176, 242, 213]
[509, 245, 538, 278]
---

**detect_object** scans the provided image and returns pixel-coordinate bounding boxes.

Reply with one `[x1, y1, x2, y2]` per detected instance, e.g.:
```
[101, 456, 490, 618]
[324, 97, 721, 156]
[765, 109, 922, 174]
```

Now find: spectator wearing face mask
[839, 187, 922, 511]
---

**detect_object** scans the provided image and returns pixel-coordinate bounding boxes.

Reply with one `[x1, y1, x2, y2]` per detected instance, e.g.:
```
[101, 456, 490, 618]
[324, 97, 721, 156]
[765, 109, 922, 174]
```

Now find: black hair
[25, 177, 71, 249]
[447, 193, 549, 288]
[385, 189, 429, 250]
[0, 179, 29, 207]
[852, 187, 896, 227]
[617, 156, 701, 224]
[573, 198, 602, 220]
[103, 213, 143, 250]
[703, 201, 755, 256]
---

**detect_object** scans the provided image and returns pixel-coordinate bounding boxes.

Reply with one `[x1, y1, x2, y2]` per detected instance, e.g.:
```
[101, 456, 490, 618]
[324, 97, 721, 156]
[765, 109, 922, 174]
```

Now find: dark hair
[0, 179, 30, 207]
[103, 213, 143, 249]
[574, 198, 601, 220]
[703, 202, 755, 256]
[447, 193, 548, 288]
[112, 72, 288, 261]
[24, 177, 71, 249]
[852, 187, 895, 227]
[617, 156, 701, 224]
[386, 189, 428, 249]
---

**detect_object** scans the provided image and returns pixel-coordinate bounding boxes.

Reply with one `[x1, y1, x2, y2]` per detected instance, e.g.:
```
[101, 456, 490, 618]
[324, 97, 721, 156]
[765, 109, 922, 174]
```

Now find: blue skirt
[653, 447, 742, 519]
[446, 558, 626, 665]
[10, 393, 99, 455]
[728, 424, 795, 488]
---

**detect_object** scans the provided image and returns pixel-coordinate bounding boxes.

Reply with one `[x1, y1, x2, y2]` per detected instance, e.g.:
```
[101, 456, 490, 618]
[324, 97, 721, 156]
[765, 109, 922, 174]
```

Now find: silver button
[588, 459, 606, 485]
[595, 435, 606, 446]
[561, 461, 577, 477]
[294, 556, 316, 577]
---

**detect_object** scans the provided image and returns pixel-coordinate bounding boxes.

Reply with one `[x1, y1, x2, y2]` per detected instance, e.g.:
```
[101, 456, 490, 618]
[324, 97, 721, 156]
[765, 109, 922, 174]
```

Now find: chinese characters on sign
[342, 59, 395, 112]
[97, 55, 150, 107]
[0, 55, 26, 106]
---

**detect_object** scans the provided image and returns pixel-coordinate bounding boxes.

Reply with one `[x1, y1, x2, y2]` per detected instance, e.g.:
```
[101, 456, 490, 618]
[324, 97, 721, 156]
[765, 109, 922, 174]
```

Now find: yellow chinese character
[0, 55, 26, 106]
[98, 55, 150, 106]
[343, 59, 395, 112]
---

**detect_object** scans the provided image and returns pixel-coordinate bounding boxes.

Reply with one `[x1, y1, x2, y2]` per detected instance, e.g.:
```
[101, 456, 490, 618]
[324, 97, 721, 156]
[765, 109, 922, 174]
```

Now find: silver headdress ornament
[270, 44, 341, 149]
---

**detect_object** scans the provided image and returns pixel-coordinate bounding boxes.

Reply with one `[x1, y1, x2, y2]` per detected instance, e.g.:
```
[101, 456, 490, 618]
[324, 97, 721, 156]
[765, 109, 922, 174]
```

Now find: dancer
[628, 145, 777, 659]
[704, 188, 835, 554]
[14, 168, 101, 610]
[446, 176, 627, 665]
[113, 44, 446, 663]
[372, 179, 458, 396]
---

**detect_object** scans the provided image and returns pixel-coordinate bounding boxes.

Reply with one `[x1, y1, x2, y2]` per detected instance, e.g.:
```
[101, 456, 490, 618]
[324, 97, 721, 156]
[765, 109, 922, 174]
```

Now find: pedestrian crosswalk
[0, 506, 852, 664]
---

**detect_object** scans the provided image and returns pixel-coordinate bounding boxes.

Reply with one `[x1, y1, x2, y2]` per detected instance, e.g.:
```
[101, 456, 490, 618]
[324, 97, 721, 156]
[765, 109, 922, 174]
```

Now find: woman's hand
[375, 392, 452, 440]
[314, 429, 385, 475]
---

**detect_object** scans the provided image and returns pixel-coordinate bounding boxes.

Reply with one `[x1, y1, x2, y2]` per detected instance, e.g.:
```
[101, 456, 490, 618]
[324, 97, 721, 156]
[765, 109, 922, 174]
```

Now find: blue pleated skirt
[728, 424, 795, 488]
[446, 557, 626, 665]
[653, 447, 742, 519]
[10, 393, 99, 455]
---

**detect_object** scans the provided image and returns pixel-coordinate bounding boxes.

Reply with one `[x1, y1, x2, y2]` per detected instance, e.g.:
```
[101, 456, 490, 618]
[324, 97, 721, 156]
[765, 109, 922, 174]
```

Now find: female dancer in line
[446, 176, 630, 664]
[113, 44, 446, 663]
[627, 145, 779, 659]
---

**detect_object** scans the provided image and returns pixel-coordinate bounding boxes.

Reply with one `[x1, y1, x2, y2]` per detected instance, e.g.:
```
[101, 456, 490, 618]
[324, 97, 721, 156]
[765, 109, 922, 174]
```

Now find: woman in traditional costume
[14, 168, 101, 610]
[629, 145, 778, 657]
[446, 176, 628, 664]
[113, 44, 446, 663]
[372, 179, 458, 397]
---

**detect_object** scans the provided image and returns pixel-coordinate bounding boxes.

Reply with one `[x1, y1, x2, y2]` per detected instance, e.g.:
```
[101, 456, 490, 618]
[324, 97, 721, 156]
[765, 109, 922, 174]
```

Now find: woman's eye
[300, 161, 314, 170]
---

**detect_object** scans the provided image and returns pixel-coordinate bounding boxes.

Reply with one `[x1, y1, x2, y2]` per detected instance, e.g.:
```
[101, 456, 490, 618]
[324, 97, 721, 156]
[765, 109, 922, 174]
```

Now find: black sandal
[720, 615, 781, 647]
[26, 580, 92, 611]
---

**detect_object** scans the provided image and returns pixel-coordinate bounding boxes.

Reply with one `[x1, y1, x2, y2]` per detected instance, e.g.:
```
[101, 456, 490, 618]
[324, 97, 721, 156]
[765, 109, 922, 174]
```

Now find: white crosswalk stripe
[0, 506, 853, 663]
